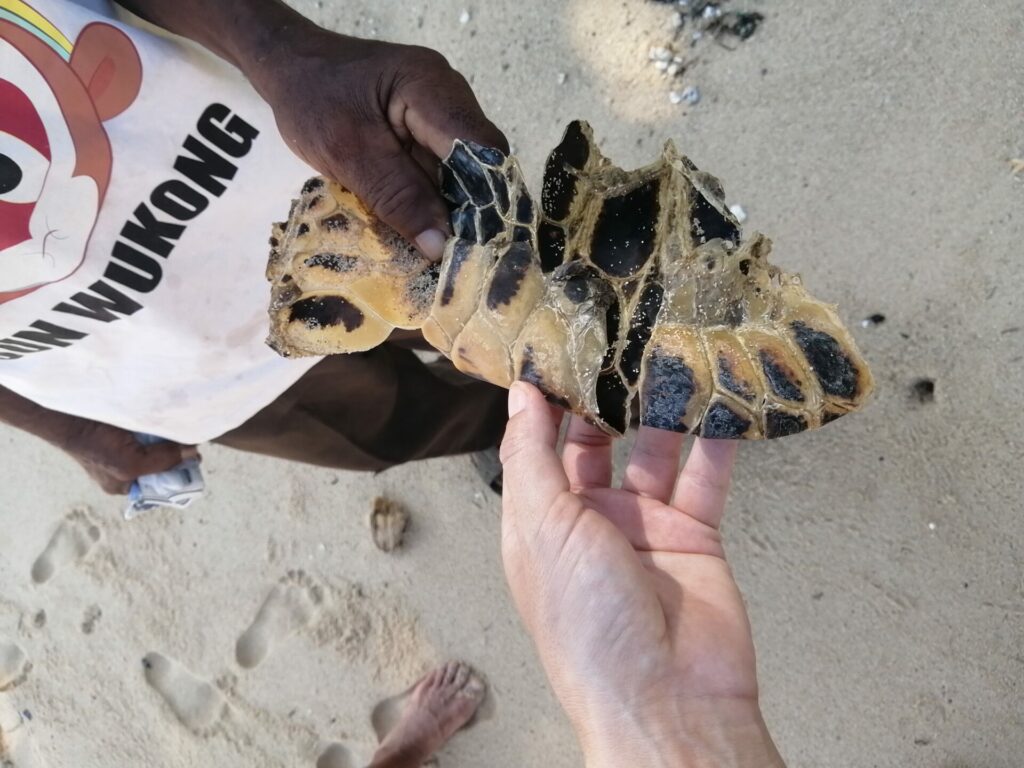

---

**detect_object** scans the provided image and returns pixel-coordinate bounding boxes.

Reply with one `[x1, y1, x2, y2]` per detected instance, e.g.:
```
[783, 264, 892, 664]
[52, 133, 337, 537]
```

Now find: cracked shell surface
[266, 121, 873, 438]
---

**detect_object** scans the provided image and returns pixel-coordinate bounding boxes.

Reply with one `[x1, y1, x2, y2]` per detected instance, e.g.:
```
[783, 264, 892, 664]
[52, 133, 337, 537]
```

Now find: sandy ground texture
[2, 0, 1024, 766]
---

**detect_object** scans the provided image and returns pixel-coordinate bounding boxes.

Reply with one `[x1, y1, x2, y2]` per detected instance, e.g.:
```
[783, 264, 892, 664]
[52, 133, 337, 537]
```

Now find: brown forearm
[0, 384, 88, 448]
[113, 0, 310, 76]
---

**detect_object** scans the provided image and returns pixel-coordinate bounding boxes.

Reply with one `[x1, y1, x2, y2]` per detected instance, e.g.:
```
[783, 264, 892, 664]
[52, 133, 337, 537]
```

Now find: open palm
[500, 382, 775, 764]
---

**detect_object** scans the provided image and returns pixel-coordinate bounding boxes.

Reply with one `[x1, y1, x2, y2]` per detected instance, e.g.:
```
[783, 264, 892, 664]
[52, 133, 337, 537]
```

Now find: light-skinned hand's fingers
[325, 123, 450, 260]
[398, 64, 509, 158]
[671, 438, 738, 529]
[562, 416, 613, 492]
[620, 426, 686, 503]
[581, 489, 724, 557]
[499, 382, 569, 530]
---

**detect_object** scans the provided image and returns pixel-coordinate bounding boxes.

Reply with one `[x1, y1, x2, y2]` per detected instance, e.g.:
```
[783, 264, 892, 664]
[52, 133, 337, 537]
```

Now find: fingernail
[414, 228, 447, 261]
[181, 446, 200, 460]
[508, 382, 527, 417]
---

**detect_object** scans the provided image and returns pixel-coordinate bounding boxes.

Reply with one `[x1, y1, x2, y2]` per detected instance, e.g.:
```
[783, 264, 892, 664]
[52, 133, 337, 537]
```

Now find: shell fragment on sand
[266, 120, 873, 439]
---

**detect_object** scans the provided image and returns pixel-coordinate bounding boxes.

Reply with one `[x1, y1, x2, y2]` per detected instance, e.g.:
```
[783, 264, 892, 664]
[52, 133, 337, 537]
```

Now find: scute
[589, 179, 661, 278]
[266, 121, 874, 439]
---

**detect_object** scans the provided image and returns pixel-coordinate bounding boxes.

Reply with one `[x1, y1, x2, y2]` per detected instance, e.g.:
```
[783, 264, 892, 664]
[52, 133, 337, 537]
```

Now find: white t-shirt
[0, 0, 319, 443]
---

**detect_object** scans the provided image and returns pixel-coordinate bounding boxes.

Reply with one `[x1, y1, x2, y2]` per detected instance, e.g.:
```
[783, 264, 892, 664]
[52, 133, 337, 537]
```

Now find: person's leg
[214, 344, 507, 471]
[367, 662, 486, 768]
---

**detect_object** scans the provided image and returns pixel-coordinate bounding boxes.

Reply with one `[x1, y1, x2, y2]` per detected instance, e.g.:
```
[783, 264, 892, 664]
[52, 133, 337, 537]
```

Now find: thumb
[499, 382, 569, 527]
[133, 441, 193, 477]
[329, 124, 451, 261]
[399, 67, 509, 159]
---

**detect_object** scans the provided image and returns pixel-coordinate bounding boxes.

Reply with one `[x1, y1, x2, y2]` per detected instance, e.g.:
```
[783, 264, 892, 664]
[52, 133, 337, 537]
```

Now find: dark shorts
[213, 344, 507, 472]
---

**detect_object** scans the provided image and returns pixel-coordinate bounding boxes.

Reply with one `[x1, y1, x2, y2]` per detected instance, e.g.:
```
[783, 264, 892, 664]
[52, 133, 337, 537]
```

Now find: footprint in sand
[143, 652, 226, 735]
[315, 742, 354, 768]
[0, 694, 43, 766]
[235, 570, 324, 669]
[0, 640, 30, 692]
[31, 508, 101, 585]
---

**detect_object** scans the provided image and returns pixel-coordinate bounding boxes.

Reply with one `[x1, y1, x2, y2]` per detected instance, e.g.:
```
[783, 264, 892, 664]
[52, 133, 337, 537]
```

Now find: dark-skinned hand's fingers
[562, 416, 613, 492]
[397, 59, 509, 157]
[620, 426, 686, 503]
[409, 142, 442, 183]
[325, 122, 451, 260]
[500, 382, 569, 533]
[581, 489, 725, 557]
[134, 441, 190, 477]
[672, 438, 738, 529]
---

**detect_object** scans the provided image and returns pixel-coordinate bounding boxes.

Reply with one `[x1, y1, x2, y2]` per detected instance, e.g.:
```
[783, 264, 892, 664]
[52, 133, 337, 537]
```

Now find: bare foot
[370, 662, 486, 767]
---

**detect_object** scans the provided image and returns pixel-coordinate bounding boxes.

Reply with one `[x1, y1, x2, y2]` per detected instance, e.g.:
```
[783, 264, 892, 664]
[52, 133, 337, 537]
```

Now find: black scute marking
[440, 239, 473, 306]
[590, 180, 660, 278]
[301, 178, 324, 194]
[765, 411, 807, 438]
[721, 301, 745, 327]
[513, 225, 532, 242]
[446, 143, 493, 206]
[557, 262, 602, 305]
[440, 163, 469, 207]
[596, 372, 630, 435]
[717, 353, 755, 402]
[488, 169, 510, 213]
[601, 300, 621, 369]
[698, 401, 751, 439]
[477, 206, 504, 244]
[516, 194, 534, 224]
[538, 222, 566, 272]
[821, 409, 844, 425]
[541, 162, 577, 221]
[519, 346, 572, 409]
[452, 207, 476, 242]
[639, 352, 695, 433]
[467, 142, 506, 167]
[296, 223, 310, 236]
[619, 282, 664, 384]
[322, 213, 349, 231]
[486, 242, 533, 310]
[690, 191, 739, 245]
[556, 121, 591, 169]
[790, 321, 860, 400]
[759, 350, 805, 402]
[304, 253, 358, 272]
[289, 296, 364, 332]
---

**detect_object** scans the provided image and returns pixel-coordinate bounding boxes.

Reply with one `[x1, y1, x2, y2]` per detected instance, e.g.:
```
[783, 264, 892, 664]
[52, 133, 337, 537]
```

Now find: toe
[452, 662, 470, 692]
[442, 661, 459, 687]
[460, 671, 486, 703]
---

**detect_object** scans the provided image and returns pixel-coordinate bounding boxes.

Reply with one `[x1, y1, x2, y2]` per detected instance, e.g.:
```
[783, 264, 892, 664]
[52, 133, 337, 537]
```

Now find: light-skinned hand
[500, 381, 785, 768]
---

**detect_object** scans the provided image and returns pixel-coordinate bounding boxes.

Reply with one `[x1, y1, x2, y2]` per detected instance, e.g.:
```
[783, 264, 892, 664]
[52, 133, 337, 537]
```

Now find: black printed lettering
[0, 104, 261, 365]
[53, 281, 143, 322]
[151, 179, 208, 221]
[121, 203, 186, 258]
[12, 321, 87, 348]
[0, 339, 48, 353]
[174, 135, 238, 196]
[107, 242, 163, 293]
[197, 103, 259, 158]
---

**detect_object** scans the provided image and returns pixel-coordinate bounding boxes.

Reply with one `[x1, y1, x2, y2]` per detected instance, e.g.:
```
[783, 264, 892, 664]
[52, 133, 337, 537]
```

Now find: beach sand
[2, 0, 1023, 766]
